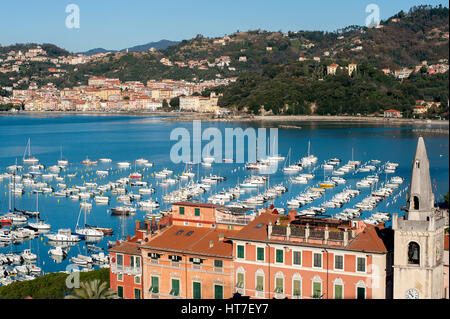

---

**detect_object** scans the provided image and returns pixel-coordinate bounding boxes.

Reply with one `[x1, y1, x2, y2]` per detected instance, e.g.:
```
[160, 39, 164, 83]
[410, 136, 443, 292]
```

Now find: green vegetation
[65, 279, 117, 299]
[0, 103, 21, 111]
[0, 268, 109, 299]
[206, 61, 449, 116]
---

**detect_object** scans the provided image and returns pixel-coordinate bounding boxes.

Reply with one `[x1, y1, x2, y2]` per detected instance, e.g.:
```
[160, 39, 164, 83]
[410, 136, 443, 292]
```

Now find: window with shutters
[179, 207, 184, 215]
[170, 279, 180, 296]
[276, 249, 284, 264]
[257, 247, 264, 262]
[237, 245, 244, 259]
[334, 284, 343, 299]
[256, 275, 264, 292]
[293, 251, 301, 265]
[195, 208, 200, 216]
[214, 285, 223, 299]
[193, 282, 201, 299]
[293, 279, 301, 297]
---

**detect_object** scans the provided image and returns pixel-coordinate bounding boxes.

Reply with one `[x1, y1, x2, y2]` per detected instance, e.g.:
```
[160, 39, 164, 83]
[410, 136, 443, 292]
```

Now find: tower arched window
[413, 196, 419, 210]
[407, 242, 420, 265]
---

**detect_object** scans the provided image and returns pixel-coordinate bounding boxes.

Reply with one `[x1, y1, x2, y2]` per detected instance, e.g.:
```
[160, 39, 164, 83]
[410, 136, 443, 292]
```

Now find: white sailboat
[22, 138, 39, 165]
[74, 204, 104, 239]
[57, 146, 69, 167]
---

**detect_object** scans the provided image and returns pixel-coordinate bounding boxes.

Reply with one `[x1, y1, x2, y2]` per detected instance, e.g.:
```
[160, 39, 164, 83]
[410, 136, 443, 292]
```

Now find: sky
[0, 0, 448, 53]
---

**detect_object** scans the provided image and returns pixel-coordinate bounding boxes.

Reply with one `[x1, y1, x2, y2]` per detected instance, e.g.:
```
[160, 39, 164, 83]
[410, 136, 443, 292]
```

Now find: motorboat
[48, 246, 67, 257]
[45, 229, 80, 242]
[28, 221, 51, 231]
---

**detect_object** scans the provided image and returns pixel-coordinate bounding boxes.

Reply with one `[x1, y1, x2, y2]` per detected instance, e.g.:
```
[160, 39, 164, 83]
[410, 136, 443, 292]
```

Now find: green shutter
[334, 284, 343, 299]
[134, 288, 141, 299]
[275, 278, 283, 293]
[313, 282, 321, 298]
[256, 275, 264, 291]
[117, 254, 123, 266]
[117, 286, 123, 298]
[294, 251, 301, 265]
[171, 279, 180, 296]
[237, 273, 244, 288]
[293, 279, 301, 296]
[276, 249, 283, 263]
[257, 247, 264, 261]
[357, 287, 365, 299]
[193, 282, 201, 299]
[214, 285, 223, 299]
[179, 207, 184, 215]
[237, 245, 244, 258]
[151, 276, 159, 294]
[195, 208, 200, 216]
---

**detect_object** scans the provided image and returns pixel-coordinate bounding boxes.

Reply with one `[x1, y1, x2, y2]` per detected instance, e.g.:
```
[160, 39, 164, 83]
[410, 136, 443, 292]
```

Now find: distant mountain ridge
[79, 39, 179, 56]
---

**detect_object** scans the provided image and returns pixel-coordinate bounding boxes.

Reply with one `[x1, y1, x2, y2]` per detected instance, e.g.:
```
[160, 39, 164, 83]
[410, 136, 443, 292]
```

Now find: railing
[328, 231, 344, 241]
[291, 227, 305, 238]
[110, 265, 142, 275]
[272, 225, 286, 236]
[309, 229, 324, 239]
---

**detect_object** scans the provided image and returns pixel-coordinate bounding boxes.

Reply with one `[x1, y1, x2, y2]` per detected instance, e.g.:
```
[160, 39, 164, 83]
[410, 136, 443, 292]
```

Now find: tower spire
[405, 136, 434, 220]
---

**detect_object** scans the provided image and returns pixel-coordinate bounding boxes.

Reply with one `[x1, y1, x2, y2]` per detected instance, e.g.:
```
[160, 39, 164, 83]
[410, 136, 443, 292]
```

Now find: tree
[169, 96, 180, 109]
[162, 99, 169, 108]
[64, 279, 117, 299]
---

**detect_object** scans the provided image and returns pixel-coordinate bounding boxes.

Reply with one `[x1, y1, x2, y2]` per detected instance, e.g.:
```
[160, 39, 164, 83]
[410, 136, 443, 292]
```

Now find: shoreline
[2, 110, 449, 126]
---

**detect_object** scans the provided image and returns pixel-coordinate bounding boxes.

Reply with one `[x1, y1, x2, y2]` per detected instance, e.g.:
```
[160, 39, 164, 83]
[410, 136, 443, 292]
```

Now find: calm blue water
[0, 115, 448, 275]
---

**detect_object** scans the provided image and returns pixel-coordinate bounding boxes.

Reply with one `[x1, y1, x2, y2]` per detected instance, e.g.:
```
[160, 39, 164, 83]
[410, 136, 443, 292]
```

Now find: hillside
[204, 61, 449, 116]
[79, 39, 180, 56]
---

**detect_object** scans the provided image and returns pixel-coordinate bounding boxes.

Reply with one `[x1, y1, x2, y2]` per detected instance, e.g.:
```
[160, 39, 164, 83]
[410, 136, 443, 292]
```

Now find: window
[357, 287, 365, 299]
[179, 207, 185, 215]
[257, 247, 265, 262]
[293, 279, 301, 297]
[413, 196, 419, 210]
[214, 285, 223, 299]
[313, 253, 322, 268]
[228, 225, 234, 230]
[130, 256, 141, 269]
[408, 242, 420, 265]
[313, 282, 322, 299]
[170, 279, 180, 296]
[276, 249, 284, 263]
[256, 275, 264, 292]
[134, 288, 141, 299]
[117, 273, 123, 282]
[357, 257, 366, 272]
[117, 286, 123, 298]
[236, 273, 244, 288]
[193, 282, 201, 299]
[150, 276, 159, 294]
[275, 277, 283, 293]
[134, 275, 141, 284]
[214, 259, 223, 268]
[116, 254, 123, 266]
[334, 284, 343, 299]
[293, 251, 301, 265]
[237, 245, 245, 259]
[195, 208, 200, 216]
[335, 255, 344, 270]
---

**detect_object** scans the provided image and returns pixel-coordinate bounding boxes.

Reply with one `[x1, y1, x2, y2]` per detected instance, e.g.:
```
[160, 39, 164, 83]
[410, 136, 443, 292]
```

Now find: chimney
[209, 240, 214, 248]
[288, 209, 297, 222]
[126, 235, 131, 241]
[136, 220, 140, 230]
[218, 234, 224, 242]
[324, 225, 329, 245]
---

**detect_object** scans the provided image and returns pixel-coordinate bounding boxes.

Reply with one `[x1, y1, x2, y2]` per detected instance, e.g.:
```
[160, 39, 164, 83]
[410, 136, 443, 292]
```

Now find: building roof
[109, 241, 141, 255]
[384, 109, 400, 112]
[228, 213, 390, 254]
[140, 225, 238, 258]
[172, 202, 219, 209]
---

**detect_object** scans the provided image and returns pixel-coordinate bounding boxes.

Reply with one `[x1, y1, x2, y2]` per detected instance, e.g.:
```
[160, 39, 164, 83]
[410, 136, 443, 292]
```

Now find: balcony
[255, 290, 265, 299]
[110, 265, 142, 276]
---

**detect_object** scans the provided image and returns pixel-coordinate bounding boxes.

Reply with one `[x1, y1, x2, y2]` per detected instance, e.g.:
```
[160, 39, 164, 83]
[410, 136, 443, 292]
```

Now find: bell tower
[392, 137, 445, 299]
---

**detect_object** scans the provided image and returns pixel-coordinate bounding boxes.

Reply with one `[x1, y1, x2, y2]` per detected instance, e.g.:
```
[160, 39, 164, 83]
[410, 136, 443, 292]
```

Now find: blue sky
[0, 0, 447, 53]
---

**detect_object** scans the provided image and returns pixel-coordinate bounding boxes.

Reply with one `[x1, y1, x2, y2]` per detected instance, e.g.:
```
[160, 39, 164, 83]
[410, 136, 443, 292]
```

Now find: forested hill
[204, 61, 449, 116]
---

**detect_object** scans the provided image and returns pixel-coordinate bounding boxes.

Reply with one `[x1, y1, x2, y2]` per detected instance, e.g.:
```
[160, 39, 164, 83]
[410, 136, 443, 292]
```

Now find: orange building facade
[228, 212, 393, 299]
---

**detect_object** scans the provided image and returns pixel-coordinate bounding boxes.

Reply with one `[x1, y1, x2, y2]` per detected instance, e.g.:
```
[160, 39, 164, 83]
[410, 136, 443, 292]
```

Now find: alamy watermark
[170, 121, 280, 174]
[66, 4, 80, 29]
[365, 4, 380, 28]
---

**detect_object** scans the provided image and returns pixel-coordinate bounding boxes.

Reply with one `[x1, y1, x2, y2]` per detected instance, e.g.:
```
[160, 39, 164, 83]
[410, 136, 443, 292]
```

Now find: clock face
[405, 288, 419, 299]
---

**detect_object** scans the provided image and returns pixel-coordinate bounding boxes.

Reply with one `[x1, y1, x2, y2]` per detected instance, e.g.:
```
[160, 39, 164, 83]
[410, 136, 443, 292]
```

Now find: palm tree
[65, 279, 118, 299]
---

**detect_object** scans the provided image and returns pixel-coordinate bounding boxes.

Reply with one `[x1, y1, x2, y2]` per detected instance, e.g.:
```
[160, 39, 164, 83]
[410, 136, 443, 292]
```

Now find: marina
[0, 115, 448, 286]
